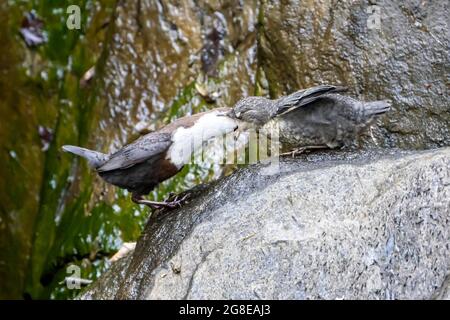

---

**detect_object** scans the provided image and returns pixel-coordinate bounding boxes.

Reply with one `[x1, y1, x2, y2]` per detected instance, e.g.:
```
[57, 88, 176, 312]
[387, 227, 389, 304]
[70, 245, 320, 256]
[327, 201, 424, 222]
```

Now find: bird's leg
[281, 147, 307, 157]
[165, 193, 190, 205]
[281, 145, 328, 158]
[131, 194, 168, 209]
[369, 126, 376, 145]
[131, 193, 189, 209]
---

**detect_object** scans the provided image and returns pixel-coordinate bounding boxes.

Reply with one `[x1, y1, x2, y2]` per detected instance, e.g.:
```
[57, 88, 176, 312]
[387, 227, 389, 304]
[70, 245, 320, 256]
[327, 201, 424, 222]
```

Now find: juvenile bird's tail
[363, 100, 391, 117]
[62, 145, 108, 169]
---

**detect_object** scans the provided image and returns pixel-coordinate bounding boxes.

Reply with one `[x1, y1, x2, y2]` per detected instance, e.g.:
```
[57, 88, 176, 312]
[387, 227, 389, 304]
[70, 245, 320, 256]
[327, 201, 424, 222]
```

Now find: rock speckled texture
[259, 0, 450, 149]
[80, 147, 450, 299]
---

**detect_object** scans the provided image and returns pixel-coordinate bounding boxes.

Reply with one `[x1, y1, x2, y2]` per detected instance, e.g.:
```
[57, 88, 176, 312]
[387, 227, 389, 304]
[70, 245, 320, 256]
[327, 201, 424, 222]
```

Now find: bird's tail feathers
[364, 100, 391, 117]
[62, 145, 108, 169]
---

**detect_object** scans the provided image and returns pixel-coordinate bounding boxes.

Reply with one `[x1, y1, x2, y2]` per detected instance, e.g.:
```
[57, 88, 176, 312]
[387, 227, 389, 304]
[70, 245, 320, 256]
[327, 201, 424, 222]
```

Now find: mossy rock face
[0, 0, 259, 299]
[259, 0, 450, 149]
[2, 0, 448, 300]
[0, 0, 121, 300]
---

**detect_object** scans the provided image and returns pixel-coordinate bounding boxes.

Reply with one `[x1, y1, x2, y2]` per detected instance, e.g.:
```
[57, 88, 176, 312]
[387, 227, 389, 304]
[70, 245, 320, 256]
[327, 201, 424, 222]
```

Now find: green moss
[0, 0, 124, 299]
[1, 0, 258, 300]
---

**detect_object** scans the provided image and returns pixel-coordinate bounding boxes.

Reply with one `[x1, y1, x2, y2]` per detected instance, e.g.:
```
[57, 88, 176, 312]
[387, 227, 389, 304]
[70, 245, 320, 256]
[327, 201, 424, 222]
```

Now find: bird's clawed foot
[281, 147, 307, 158]
[163, 193, 190, 208]
[131, 193, 190, 210]
[281, 146, 328, 158]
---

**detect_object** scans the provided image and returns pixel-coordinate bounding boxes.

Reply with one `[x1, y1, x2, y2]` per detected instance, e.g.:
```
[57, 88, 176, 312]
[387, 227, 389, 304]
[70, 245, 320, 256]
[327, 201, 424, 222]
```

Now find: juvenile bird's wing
[274, 85, 347, 116]
[97, 132, 172, 172]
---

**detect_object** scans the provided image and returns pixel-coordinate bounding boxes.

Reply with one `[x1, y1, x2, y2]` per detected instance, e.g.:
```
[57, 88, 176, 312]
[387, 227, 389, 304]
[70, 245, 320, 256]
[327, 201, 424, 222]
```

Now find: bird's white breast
[167, 111, 238, 168]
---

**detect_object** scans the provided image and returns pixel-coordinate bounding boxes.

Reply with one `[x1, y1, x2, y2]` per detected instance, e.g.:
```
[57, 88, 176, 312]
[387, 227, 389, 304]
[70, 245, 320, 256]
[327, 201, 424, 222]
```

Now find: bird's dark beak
[217, 110, 236, 118]
[226, 110, 236, 118]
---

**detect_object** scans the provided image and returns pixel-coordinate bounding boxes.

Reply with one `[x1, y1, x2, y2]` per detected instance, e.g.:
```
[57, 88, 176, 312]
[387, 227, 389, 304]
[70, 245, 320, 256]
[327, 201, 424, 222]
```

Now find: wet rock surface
[0, 0, 258, 299]
[2, 0, 449, 299]
[0, 1, 119, 299]
[96, 0, 258, 150]
[259, 0, 450, 149]
[80, 147, 450, 299]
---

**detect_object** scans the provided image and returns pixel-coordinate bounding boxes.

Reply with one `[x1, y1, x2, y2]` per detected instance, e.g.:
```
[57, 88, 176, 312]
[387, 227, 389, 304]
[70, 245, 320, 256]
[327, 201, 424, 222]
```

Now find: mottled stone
[80, 147, 450, 300]
[259, 0, 450, 149]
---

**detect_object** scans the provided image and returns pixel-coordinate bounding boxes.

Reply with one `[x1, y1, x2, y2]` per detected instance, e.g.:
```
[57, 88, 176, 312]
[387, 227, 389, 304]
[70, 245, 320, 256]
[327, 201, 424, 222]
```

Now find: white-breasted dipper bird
[62, 108, 238, 209]
[226, 85, 391, 154]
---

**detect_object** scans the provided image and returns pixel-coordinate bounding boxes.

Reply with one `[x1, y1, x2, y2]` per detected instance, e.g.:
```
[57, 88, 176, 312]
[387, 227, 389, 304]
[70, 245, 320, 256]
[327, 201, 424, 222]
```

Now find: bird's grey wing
[97, 132, 172, 172]
[274, 85, 347, 116]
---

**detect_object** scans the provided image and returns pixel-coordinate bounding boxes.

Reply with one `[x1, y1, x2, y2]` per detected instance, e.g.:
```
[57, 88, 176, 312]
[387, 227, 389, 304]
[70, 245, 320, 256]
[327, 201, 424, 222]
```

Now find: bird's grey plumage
[62, 130, 177, 197]
[227, 85, 347, 127]
[61, 145, 108, 168]
[61, 107, 238, 208]
[96, 133, 172, 172]
[228, 85, 391, 152]
[270, 94, 391, 150]
[274, 85, 348, 116]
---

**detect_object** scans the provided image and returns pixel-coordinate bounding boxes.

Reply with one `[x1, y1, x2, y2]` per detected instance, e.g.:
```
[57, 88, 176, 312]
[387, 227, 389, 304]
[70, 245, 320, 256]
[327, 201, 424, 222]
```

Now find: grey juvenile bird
[62, 108, 238, 209]
[226, 85, 391, 155]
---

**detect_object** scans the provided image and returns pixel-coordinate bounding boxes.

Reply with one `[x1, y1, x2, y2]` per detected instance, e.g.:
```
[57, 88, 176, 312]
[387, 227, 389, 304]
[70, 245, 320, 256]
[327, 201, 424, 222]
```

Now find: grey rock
[79, 254, 133, 300]
[80, 147, 450, 300]
[259, 0, 450, 149]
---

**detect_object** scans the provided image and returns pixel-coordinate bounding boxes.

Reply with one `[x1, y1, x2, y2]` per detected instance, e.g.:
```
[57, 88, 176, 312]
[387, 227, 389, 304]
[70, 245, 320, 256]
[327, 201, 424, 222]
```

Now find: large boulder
[3, 0, 448, 299]
[80, 147, 450, 299]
